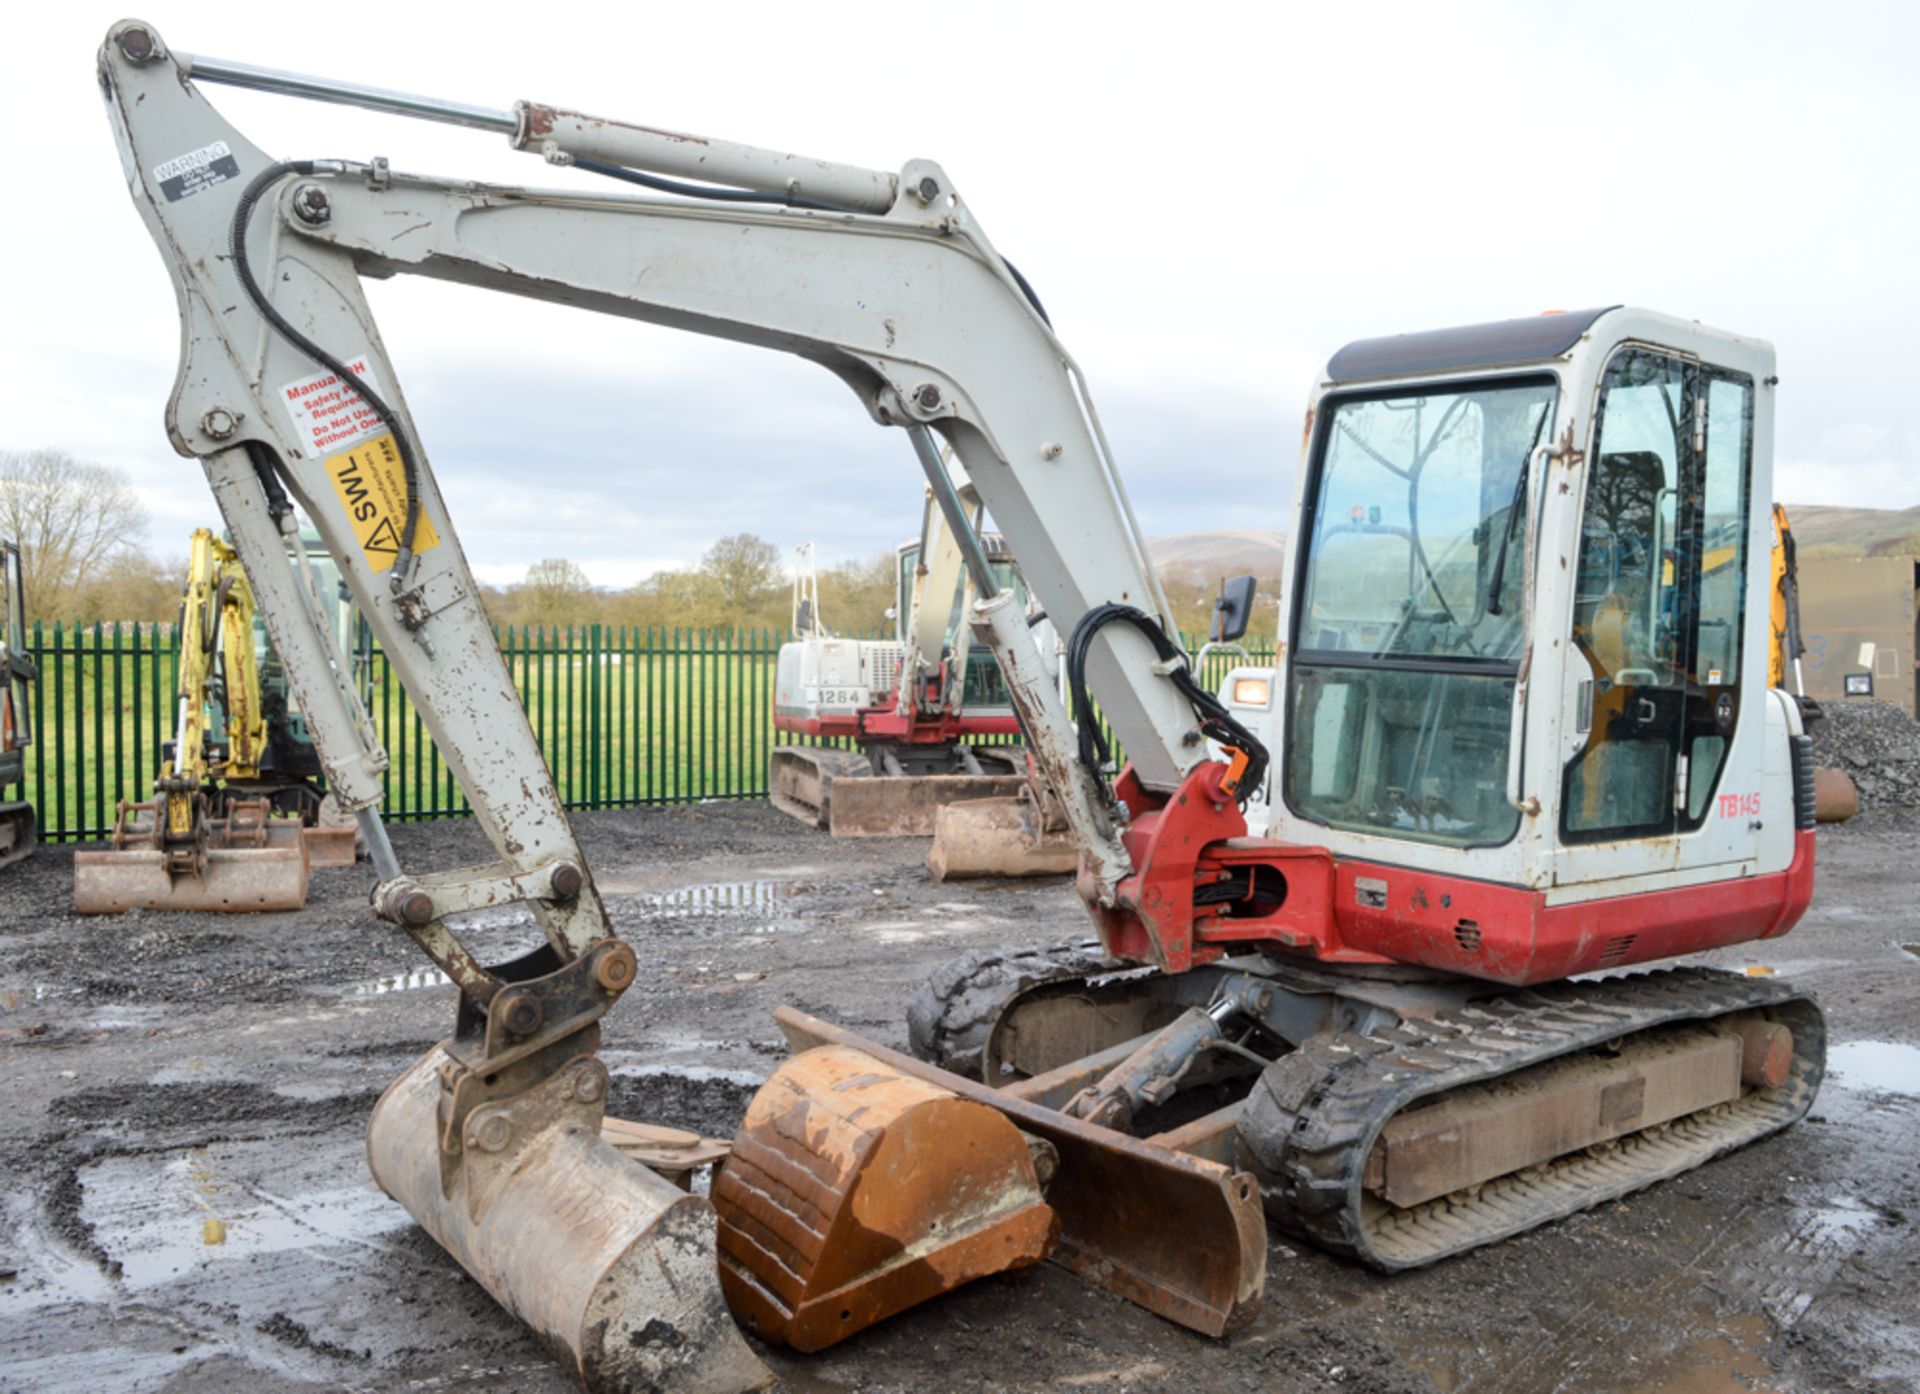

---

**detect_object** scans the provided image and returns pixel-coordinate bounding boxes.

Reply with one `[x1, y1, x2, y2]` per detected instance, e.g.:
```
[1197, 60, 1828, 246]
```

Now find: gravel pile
[1806, 699, 1920, 809]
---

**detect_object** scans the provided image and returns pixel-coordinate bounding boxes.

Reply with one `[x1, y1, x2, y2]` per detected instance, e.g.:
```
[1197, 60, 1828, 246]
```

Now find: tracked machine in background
[102, 24, 1825, 1393]
[73, 528, 359, 912]
[0, 540, 37, 870]
[768, 479, 1057, 841]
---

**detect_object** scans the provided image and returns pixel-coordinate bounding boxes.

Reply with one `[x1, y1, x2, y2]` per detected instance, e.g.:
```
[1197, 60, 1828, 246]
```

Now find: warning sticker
[324, 434, 439, 573]
[154, 140, 240, 202]
[280, 356, 386, 455]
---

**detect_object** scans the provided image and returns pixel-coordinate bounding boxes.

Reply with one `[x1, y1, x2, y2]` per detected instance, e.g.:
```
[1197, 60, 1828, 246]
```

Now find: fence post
[588, 622, 602, 809]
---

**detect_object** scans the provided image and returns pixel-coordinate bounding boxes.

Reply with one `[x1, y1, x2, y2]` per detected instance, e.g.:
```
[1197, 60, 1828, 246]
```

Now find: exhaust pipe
[368, 1046, 774, 1394]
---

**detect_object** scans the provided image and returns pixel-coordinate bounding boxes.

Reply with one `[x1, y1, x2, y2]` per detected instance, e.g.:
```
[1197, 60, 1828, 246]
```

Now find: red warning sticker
[280, 355, 386, 455]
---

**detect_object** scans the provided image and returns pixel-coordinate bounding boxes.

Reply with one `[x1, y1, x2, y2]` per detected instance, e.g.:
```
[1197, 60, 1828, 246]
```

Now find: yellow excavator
[72, 528, 356, 912]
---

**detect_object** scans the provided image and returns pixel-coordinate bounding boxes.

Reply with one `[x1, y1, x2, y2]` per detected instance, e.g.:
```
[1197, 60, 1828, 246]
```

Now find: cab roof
[1325, 306, 1620, 384]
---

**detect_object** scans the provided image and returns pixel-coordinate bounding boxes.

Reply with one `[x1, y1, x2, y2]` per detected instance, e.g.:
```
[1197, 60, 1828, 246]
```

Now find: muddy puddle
[1826, 1039, 1920, 1096]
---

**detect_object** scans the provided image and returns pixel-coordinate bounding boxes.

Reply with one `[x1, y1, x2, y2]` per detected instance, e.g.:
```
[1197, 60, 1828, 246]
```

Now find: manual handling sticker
[153, 140, 239, 202]
[280, 356, 387, 455]
[325, 433, 440, 574]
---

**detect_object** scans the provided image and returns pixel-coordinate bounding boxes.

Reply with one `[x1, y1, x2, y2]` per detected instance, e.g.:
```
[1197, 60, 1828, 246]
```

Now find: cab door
[1560, 347, 1755, 848]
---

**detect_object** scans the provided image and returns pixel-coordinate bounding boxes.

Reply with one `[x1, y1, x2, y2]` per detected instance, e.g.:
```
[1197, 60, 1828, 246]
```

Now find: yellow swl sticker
[324, 433, 439, 573]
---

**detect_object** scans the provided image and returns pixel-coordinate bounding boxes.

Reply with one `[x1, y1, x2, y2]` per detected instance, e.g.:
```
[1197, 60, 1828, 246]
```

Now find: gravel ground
[1, 801, 1916, 1394]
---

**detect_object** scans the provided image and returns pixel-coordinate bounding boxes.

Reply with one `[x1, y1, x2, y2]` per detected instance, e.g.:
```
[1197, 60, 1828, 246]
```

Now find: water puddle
[344, 966, 451, 997]
[0, 983, 82, 1011]
[1827, 1040, 1920, 1097]
[634, 879, 803, 919]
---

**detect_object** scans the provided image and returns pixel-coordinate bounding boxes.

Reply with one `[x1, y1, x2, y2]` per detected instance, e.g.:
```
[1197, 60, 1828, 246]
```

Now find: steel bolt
[497, 991, 543, 1036]
[550, 862, 584, 901]
[471, 1114, 512, 1153]
[914, 175, 941, 203]
[200, 407, 239, 441]
[573, 1066, 606, 1104]
[1041, 442, 1064, 461]
[913, 383, 943, 412]
[398, 890, 436, 927]
[292, 185, 332, 226]
[594, 943, 638, 994]
[117, 27, 157, 63]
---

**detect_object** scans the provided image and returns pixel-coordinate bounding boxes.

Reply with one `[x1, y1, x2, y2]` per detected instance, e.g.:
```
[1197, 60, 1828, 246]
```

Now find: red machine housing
[1088, 762, 1816, 988]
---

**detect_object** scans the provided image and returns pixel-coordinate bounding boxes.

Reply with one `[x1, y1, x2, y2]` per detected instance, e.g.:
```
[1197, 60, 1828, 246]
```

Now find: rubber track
[1239, 967, 1825, 1271]
[907, 940, 1125, 1079]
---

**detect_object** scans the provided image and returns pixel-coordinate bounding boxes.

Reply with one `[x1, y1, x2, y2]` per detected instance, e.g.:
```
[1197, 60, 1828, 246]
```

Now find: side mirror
[1210, 574, 1257, 644]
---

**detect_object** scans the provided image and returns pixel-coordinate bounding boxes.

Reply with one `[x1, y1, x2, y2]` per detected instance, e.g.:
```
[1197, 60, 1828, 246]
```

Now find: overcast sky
[6, 3, 1915, 586]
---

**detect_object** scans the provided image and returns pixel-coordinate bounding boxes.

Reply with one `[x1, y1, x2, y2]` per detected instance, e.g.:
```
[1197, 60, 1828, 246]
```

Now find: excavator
[72, 528, 357, 912]
[767, 479, 1041, 839]
[100, 22, 1824, 1393]
[0, 538, 35, 870]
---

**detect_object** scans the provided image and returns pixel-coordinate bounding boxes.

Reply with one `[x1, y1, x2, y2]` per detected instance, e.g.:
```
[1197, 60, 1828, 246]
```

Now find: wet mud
[2, 801, 1916, 1393]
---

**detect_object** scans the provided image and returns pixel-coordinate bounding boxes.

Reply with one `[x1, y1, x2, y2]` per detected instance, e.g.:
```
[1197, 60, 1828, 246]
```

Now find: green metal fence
[14, 622, 1277, 843]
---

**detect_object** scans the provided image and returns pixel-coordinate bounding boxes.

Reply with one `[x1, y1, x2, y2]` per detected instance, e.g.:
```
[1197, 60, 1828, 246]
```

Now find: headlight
[1230, 677, 1272, 707]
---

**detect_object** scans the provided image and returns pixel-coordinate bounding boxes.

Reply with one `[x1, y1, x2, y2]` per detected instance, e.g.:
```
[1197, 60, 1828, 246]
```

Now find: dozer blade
[764, 1006, 1265, 1338]
[368, 1045, 774, 1394]
[926, 796, 1076, 880]
[72, 825, 311, 914]
[826, 773, 1024, 838]
[713, 1043, 1058, 1351]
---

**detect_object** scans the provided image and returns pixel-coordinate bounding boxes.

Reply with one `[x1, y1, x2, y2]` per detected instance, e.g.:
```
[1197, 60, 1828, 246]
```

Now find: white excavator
[0, 539, 34, 870]
[767, 481, 1040, 839]
[101, 22, 1825, 1394]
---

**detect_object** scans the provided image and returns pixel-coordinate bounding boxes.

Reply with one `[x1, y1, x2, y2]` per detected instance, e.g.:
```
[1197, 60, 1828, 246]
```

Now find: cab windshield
[1287, 377, 1556, 847]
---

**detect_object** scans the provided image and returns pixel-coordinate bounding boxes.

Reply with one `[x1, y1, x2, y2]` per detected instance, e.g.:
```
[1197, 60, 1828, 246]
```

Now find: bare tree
[0, 449, 149, 616]
[520, 557, 594, 630]
[700, 533, 783, 632]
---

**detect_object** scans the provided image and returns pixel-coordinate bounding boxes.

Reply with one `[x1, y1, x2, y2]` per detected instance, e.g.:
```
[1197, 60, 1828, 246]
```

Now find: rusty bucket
[713, 1044, 1058, 1350]
[926, 796, 1076, 880]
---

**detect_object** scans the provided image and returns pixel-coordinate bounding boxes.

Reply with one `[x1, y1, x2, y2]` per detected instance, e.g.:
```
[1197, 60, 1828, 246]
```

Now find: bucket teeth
[713, 1044, 1058, 1351]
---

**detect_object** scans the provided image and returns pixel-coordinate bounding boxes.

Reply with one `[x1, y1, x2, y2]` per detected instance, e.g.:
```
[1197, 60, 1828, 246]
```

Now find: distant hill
[1783, 504, 1920, 559]
[1147, 530, 1288, 582]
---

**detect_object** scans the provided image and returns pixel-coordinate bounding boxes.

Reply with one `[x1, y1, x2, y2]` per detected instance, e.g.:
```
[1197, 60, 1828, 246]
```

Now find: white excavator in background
[101, 22, 1825, 1394]
[767, 480, 1044, 839]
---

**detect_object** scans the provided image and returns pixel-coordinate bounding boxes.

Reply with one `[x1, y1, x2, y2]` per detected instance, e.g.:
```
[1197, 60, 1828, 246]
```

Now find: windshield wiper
[1485, 409, 1552, 616]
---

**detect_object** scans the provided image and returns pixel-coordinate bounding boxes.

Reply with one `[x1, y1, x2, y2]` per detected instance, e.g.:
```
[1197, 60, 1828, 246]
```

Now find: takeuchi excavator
[100, 22, 1825, 1393]
[767, 475, 1052, 842]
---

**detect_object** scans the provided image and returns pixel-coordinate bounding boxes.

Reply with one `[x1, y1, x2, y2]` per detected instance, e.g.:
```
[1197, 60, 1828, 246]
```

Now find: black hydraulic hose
[230, 161, 426, 590]
[1064, 603, 1270, 808]
[571, 156, 1053, 327]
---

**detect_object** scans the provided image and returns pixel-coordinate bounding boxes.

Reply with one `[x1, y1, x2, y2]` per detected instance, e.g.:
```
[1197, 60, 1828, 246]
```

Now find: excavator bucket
[926, 795, 1077, 880]
[368, 1046, 775, 1394]
[713, 1044, 1058, 1350]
